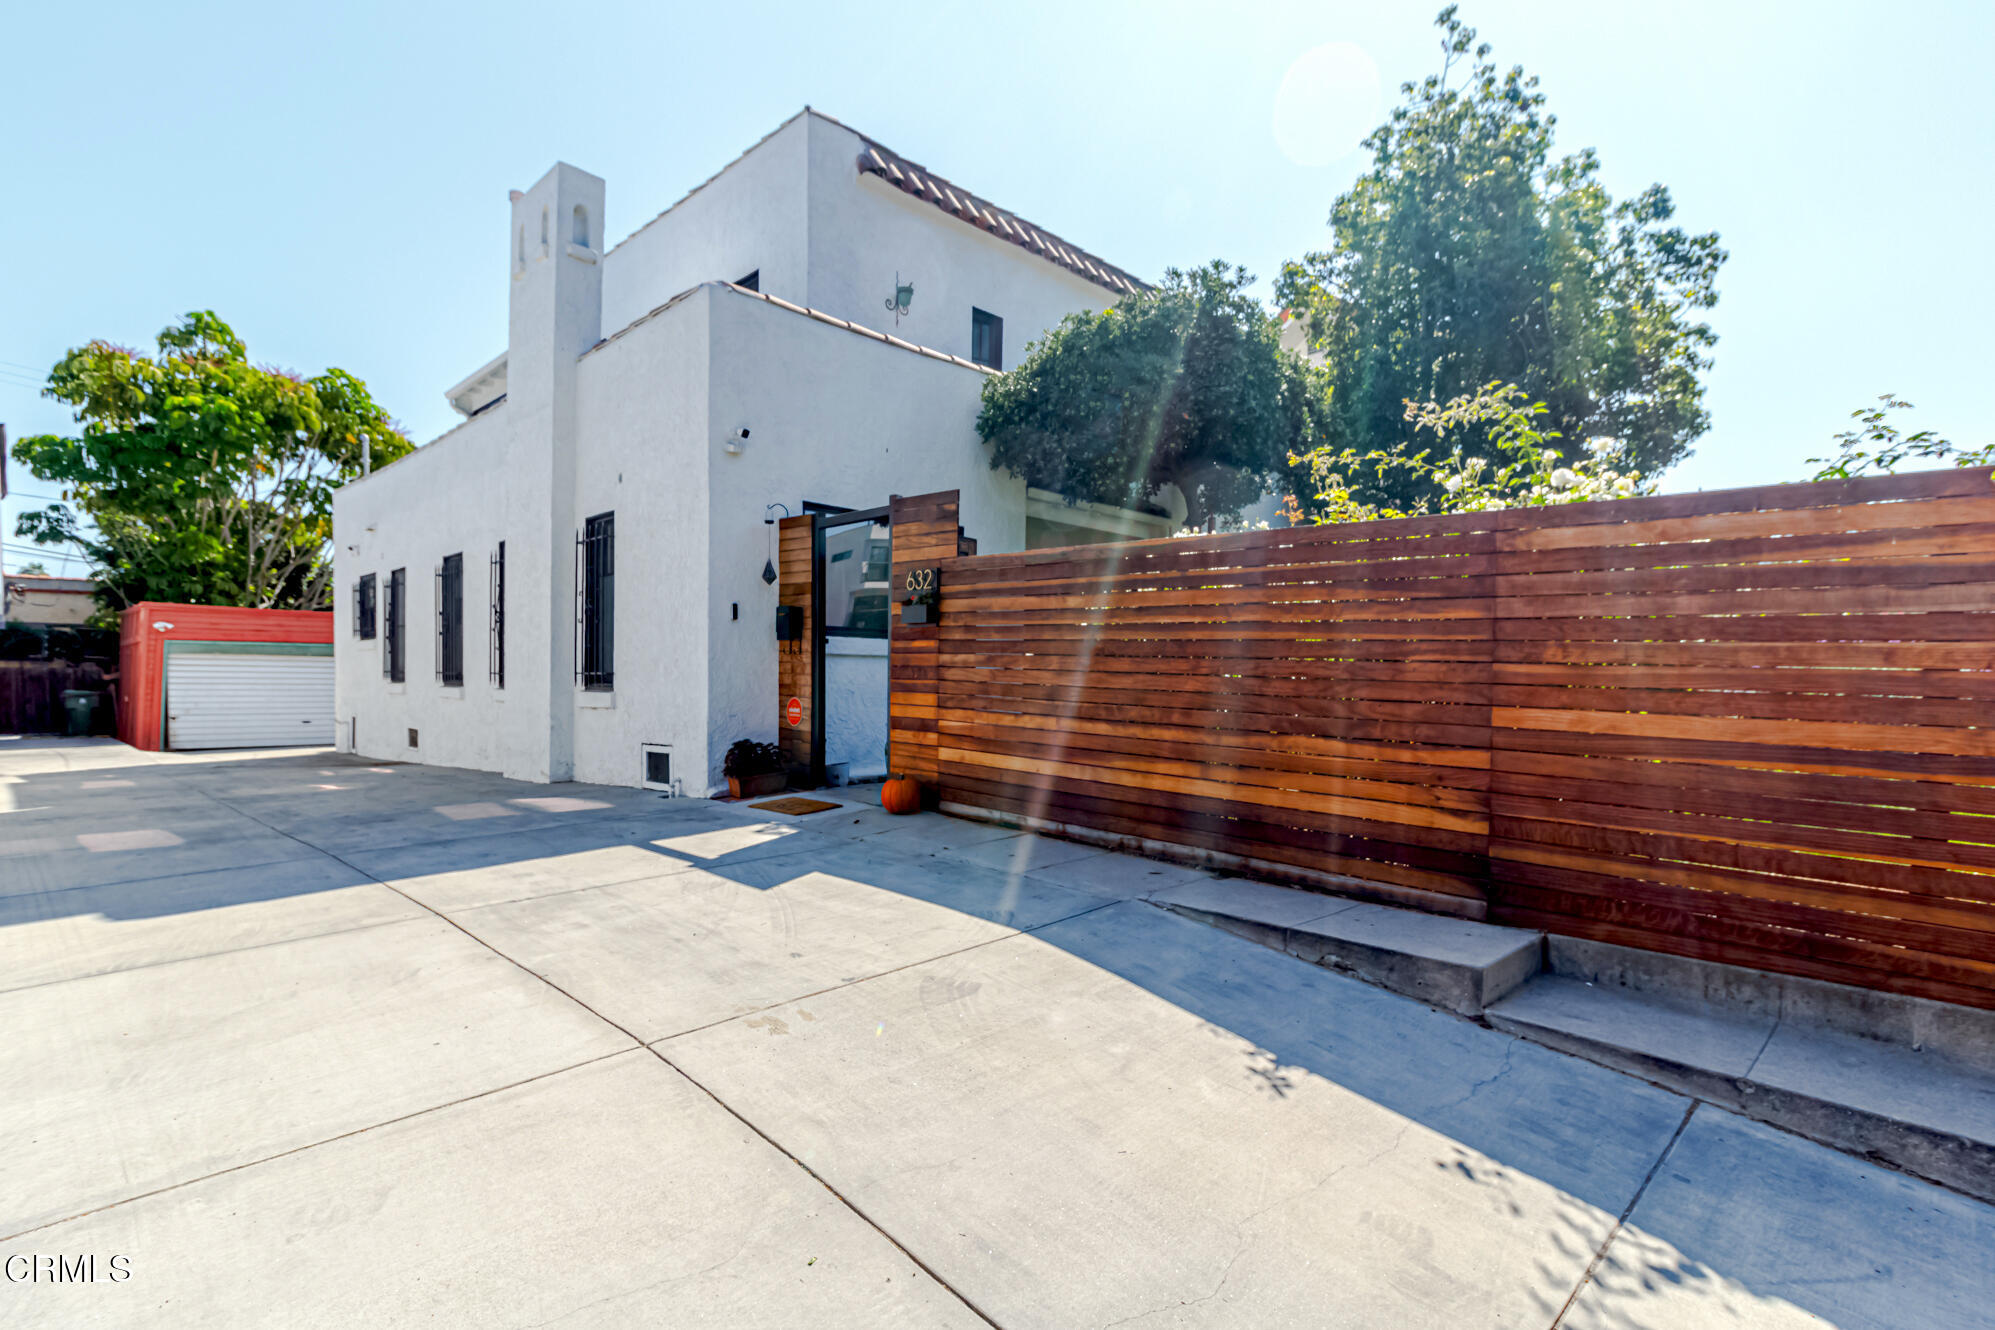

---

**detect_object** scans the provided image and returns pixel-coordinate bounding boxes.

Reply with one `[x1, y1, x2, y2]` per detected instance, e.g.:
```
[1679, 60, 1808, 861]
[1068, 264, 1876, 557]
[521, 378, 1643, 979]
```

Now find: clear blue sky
[5, 0, 1991, 572]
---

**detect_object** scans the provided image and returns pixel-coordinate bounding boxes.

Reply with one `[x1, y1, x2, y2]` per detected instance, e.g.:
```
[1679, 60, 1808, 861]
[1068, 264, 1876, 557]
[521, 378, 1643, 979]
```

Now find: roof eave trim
[855, 147, 1149, 297]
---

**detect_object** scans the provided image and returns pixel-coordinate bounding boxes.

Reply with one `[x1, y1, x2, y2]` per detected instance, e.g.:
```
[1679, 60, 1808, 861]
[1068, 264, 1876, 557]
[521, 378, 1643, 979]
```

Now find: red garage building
[118, 603, 335, 752]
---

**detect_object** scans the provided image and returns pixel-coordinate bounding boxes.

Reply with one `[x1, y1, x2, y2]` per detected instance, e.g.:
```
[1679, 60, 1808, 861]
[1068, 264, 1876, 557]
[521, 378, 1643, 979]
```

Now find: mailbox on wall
[900, 567, 940, 625]
[774, 604, 803, 642]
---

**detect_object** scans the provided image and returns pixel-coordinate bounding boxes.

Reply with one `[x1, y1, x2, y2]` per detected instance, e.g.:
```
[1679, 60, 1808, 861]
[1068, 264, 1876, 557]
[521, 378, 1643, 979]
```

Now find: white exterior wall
[565, 290, 713, 790]
[339, 114, 1136, 794]
[701, 287, 1026, 794]
[341, 284, 1024, 796]
[600, 116, 810, 335]
[333, 407, 550, 776]
[823, 638, 889, 780]
[802, 115, 1124, 366]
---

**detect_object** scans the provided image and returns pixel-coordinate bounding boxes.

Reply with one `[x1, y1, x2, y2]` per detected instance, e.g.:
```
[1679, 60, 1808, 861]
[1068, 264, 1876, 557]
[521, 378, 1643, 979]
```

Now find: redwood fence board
[776, 515, 815, 772]
[889, 468, 1995, 1008]
[898, 503, 1500, 910]
[1476, 467, 1995, 1006]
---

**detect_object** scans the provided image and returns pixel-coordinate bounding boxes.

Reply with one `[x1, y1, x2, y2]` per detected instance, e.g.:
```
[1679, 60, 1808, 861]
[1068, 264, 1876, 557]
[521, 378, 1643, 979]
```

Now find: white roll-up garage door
[165, 653, 336, 750]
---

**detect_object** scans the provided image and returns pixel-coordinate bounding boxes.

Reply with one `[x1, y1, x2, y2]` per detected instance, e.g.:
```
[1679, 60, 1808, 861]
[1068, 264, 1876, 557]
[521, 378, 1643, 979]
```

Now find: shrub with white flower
[1287, 382, 1656, 524]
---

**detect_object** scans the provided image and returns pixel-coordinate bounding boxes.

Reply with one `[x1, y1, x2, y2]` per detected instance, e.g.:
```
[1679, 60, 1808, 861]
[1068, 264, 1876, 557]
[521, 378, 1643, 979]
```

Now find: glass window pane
[822, 521, 891, 636]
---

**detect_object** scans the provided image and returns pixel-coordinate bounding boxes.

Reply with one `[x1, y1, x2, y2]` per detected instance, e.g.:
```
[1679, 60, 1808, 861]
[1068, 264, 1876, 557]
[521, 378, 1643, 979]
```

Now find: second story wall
[594, 111, 1132, 367]
[600, 115, 811, 336]
[803, 114, 1127, 368]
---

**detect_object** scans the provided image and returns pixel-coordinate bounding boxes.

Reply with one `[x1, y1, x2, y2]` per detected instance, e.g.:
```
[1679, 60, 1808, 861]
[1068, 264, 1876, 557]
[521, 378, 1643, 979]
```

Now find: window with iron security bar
[436, 553, 464, 686]
[576, 512, 614, 690]
[354, 573, 377, 639]
[489, 542, 506, 688]
[384, 568, 406, 683]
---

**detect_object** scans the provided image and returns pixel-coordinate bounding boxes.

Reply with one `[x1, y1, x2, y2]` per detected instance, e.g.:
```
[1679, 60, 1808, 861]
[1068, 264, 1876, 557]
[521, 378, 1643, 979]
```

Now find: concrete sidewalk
[4, 740, 1991, 1327]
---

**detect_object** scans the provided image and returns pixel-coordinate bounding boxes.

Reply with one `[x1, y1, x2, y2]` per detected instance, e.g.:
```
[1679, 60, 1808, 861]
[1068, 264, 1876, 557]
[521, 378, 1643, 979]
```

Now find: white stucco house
[333, 108, 1166, 793]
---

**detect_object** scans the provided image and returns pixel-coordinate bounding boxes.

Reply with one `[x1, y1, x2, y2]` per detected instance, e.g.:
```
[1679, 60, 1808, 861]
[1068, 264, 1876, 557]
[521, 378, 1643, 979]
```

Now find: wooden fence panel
[887, 490, 967, 791]
[924, 508, 1504, 913]
[1485, 467, 1995, 1008]
[902, 467, 1995, 1007]
[0, 661, 110, 735]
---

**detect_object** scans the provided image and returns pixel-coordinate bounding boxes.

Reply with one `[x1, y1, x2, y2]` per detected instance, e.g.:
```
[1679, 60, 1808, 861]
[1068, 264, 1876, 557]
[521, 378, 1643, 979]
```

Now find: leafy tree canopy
[977, 262, 1332, 528]
[1276, 6, 1725, 514]
[1290, 381, 1653, 524]
[13, 561, 50, 576]
[1808, 395, 1991, 478]
[12, 311, 409, 615]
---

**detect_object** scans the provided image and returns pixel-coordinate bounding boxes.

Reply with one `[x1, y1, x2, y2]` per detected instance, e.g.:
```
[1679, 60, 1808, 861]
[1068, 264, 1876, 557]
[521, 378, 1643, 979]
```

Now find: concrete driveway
[4, 740, 1991, 1328]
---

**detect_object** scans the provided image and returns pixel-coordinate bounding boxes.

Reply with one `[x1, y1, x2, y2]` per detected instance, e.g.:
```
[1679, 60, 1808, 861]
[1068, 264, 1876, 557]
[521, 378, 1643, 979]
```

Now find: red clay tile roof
[856, 141, 1149, 297]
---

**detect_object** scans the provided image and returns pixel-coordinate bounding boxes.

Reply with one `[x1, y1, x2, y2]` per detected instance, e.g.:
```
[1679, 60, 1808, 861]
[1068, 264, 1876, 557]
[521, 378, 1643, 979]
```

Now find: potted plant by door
[724, 740, 788, 799]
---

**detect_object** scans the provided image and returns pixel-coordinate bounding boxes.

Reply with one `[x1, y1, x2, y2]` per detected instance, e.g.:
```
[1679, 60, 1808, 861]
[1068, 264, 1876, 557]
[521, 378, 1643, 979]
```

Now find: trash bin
[60, 689, 101, 737]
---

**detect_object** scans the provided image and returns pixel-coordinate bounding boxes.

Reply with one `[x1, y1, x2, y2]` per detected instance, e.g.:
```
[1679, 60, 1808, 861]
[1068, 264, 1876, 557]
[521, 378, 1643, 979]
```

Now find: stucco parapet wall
[582, 281, 999, 375]
[338, 402, 506, 491]
[605, 108, 823, 260]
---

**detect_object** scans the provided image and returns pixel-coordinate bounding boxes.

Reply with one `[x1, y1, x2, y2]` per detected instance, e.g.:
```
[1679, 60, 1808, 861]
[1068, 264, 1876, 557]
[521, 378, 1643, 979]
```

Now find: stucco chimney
[506, 162, 606, 782]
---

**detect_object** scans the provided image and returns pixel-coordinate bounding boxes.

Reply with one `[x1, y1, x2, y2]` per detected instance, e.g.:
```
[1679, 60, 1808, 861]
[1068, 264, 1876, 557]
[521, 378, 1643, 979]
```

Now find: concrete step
[1145, 878, 1542, 1017]
[1146, 876, 1995, 1203]
[1488, 975, 1995, 1204]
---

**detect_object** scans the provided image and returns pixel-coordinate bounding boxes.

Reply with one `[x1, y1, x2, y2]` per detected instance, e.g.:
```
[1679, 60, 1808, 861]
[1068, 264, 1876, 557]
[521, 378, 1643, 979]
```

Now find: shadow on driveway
[4, 745, 1988, 1327]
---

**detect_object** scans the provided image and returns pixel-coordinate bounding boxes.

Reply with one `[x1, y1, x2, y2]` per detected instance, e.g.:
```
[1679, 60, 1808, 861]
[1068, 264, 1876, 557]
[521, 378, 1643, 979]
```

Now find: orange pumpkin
[881, 775, 923, 815]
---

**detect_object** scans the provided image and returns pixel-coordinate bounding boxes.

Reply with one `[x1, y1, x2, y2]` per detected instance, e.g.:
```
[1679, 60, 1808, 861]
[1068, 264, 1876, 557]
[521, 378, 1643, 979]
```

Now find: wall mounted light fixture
[885, 274, 913, 325]
[761, 502, 792, 585]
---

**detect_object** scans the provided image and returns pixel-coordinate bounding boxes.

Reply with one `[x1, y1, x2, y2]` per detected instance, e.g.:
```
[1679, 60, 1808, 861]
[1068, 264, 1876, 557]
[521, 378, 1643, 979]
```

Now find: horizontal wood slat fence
[888, 469, 1995, 1009]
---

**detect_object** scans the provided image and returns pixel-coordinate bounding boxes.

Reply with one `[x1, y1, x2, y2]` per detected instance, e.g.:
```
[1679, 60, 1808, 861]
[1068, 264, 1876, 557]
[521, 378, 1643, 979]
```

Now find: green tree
[1808, 395, 1991, 478]
[13, 562, 50, 576]
[11, 311, 409, 614]
[1276, 6, 1725, 514]
[977, 262, 1332, 528]
[1291, 381, 1653, 524]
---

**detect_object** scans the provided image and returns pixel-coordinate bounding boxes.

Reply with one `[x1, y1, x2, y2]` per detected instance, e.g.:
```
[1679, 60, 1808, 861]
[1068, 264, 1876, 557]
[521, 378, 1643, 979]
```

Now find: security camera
[734, 428, 750, 441]
[725, 427, 750, 456]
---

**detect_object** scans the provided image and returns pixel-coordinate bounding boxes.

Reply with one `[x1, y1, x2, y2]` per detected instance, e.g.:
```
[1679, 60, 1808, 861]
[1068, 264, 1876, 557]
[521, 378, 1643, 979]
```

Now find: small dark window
[736, 269, 760, 292]
[577, 512, 615, 690]
[436, 553, 464, 687]
[407, 728, 418, 748]
[645, 749, 670, 785]
[355, 573, 377, 640]
[971, 308, 1003, 369]
[384, 569, 406, 683]
[489, 542, 506, 688]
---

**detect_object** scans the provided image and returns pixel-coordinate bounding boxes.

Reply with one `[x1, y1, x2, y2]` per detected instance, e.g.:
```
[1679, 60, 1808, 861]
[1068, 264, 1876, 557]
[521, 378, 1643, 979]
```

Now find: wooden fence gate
[777, 491, 976, 783]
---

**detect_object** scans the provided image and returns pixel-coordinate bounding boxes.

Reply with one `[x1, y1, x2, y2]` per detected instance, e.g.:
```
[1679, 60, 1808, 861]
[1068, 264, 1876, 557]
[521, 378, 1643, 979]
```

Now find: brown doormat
[749, 797, 843, 816]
